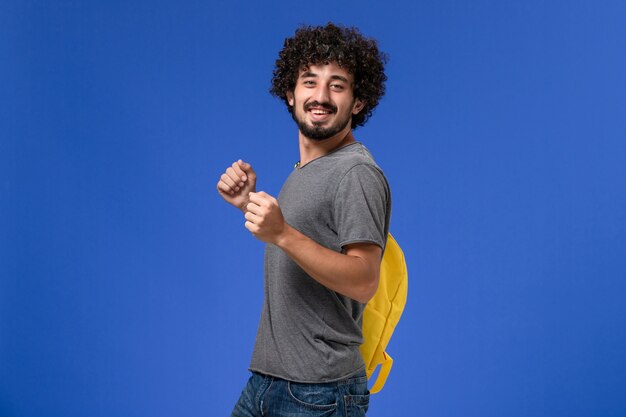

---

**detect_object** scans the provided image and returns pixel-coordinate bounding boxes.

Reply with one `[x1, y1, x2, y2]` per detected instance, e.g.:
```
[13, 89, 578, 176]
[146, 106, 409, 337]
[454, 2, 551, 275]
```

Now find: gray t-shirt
[249, 142, 391, 383]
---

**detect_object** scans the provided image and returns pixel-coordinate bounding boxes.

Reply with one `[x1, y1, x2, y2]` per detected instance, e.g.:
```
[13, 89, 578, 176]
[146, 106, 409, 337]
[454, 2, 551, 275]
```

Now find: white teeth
[312, 110, 330, 115]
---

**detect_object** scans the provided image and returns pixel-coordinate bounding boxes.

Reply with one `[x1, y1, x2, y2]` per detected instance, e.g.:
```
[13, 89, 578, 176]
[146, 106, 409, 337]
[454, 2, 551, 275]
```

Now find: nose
[312, 84, 330, 103]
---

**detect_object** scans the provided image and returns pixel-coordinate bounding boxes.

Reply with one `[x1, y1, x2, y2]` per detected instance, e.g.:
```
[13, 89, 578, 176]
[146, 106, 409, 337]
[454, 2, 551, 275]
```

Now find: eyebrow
[300, 71, 349, 83]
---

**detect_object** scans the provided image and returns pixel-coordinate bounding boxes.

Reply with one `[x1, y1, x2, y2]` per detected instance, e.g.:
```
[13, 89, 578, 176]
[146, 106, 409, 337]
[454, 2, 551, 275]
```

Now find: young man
[217, 23, 391, 417]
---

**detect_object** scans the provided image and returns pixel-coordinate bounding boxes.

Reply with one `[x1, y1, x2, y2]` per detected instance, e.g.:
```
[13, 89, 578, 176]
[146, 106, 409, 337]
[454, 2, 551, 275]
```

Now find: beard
[292, 101, 353, 141]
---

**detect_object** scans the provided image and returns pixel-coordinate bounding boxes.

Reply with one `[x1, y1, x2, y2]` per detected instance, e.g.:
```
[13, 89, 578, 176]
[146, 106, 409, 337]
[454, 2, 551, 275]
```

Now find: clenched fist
[244, 191, 286, 244]
[216, 160, 257, 212]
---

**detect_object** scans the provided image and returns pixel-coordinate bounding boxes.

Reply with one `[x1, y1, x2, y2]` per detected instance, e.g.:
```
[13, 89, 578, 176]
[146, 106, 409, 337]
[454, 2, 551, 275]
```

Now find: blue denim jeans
[231, 371, 370, 417]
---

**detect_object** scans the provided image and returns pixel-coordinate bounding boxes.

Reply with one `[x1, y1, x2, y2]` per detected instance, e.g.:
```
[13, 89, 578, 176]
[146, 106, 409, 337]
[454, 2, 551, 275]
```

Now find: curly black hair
[270, 23, 388, 129]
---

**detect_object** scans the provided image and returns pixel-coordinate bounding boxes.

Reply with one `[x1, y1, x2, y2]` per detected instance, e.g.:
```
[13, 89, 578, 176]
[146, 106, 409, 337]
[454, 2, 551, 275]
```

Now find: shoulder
[333, 144, 390, 201]
[329, 142, 386, 178]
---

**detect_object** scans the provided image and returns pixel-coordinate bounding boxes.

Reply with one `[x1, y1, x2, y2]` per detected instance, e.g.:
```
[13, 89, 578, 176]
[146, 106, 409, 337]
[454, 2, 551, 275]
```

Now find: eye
[302, 80, 315, 87]
[330, 83, 345, 91]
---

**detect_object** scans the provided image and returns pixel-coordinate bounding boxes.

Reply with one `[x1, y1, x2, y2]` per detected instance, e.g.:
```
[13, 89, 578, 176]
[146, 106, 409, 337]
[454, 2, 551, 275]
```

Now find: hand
[244, 191, 286, 244]
[216, 160, 257, 211]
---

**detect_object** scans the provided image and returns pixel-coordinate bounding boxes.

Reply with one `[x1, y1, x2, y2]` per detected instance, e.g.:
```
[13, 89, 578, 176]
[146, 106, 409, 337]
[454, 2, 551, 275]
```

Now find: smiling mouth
[306, 107, 335, 123]
[304, 102, 337, 118]
[310, 108, 332, 115]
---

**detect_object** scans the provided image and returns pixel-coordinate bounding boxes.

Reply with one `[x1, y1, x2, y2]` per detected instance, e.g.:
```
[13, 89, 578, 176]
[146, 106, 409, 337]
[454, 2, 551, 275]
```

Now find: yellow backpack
[359, 233, 408, 394]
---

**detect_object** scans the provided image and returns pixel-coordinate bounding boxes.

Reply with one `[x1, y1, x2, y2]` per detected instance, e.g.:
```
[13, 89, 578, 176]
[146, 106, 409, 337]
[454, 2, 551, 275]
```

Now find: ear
[286, 91, 294, 106]
[352, 98, 365, 115]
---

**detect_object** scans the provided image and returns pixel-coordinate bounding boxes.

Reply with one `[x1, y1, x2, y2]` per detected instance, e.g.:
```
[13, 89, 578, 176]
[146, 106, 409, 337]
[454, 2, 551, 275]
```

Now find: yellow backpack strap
[369, 351, 393, 394]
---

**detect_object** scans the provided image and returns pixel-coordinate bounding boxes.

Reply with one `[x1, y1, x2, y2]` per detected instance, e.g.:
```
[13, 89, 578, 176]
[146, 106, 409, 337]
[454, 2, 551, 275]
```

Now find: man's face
[287, 62, 364, 141]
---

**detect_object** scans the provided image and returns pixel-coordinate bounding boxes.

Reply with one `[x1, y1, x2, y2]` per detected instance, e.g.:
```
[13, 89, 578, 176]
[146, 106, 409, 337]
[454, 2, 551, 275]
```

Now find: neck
[298, 127, 356, 167]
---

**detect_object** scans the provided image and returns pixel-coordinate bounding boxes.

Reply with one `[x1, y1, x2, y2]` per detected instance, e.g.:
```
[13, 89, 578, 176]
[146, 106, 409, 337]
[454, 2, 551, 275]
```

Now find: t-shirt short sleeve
[334, 163, 389, 250]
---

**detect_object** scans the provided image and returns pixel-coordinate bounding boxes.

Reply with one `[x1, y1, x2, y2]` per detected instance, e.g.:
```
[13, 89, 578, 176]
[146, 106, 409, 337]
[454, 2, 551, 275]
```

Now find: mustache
[304, 101, 337, 113]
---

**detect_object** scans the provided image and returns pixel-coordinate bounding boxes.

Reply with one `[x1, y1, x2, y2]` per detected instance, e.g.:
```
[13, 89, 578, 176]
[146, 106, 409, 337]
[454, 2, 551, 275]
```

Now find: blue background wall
[2, 1, 626, 416]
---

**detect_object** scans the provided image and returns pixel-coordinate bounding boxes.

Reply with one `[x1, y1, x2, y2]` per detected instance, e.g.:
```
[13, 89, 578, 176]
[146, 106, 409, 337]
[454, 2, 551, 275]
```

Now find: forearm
[244, 191, 382, 302]
[275, 223, 380, 303]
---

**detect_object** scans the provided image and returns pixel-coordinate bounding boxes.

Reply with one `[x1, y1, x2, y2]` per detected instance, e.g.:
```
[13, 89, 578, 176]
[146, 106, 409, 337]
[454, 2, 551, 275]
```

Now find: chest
[278, 170, 341, 249]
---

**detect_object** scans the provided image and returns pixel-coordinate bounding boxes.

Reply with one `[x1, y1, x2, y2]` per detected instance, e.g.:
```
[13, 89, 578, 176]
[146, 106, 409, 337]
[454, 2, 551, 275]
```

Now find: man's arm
[244, 191, 381, 304]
